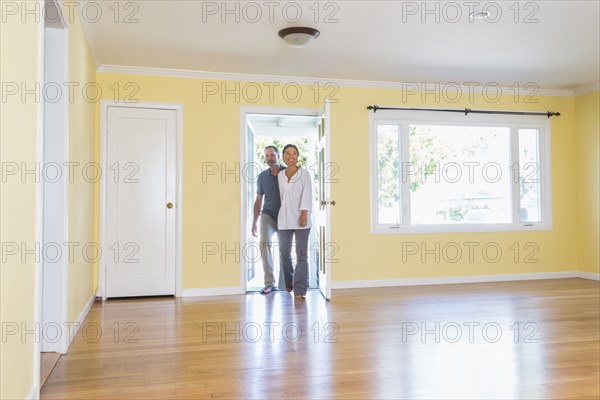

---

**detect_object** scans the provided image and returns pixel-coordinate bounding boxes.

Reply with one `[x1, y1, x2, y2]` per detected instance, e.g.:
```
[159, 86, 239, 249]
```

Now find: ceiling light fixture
[278, 27, 320, 48]
[469, 10, 491, 20]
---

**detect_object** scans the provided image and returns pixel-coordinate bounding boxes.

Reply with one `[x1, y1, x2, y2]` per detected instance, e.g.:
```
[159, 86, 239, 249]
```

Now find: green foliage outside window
[254, 136, 309, 167]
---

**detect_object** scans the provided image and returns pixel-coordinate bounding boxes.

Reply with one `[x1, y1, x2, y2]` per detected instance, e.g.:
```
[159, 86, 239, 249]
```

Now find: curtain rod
[367, 105, 560, 118]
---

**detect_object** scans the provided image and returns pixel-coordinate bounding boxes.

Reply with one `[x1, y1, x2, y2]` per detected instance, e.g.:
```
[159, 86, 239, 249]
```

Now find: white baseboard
[26, 383, 39, 400]
[67, 294, 95, 348]
[181, 287, 242, 297]
[332, 271, 583, 290]
[577, 271, 600, 281]
[26, 295, 94, 400]
[180, 272, 598, 296]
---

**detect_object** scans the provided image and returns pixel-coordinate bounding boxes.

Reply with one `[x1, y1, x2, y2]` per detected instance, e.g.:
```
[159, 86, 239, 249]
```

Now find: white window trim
[369, 110, 553, 234]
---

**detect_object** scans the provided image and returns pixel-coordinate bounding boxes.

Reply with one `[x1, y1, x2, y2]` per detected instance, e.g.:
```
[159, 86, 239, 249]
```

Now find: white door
[316, 101, 334, 299]
[106, 107, 177, 297]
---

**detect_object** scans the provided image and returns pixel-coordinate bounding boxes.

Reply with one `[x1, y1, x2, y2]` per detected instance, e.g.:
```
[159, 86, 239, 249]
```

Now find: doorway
[39, 0, 69, 390]
[246, 113, 320, 292]
[240, 105, 332, 299]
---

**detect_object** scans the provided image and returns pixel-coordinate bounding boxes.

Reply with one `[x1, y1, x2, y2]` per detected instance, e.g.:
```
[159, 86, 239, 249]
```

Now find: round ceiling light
[278, 27, 320, 48]
[469, 10, 491, 20]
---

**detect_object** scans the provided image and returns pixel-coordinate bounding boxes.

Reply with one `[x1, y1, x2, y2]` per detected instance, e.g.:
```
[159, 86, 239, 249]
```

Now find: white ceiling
[79, 0, 599, 91]
[248, 114, 320, 136]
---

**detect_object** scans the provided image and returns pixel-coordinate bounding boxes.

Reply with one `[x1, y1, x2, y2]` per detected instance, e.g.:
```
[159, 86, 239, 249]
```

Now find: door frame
[41, 15, 70, 353]
[36, 0, 70, 391]
[239, 106, 320, 293]
[38, 0, 70, 356]
[99, 100, 184, 299]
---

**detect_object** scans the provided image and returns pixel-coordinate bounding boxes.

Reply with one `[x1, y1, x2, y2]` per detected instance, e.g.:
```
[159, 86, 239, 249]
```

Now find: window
[370, 111, 551, 233]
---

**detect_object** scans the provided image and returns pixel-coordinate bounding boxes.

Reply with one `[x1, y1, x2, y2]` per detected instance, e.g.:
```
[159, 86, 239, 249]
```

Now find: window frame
[369, 110, 553, 234]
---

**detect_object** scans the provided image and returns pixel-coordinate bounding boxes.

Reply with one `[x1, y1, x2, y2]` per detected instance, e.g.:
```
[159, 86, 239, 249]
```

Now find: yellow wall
[0, 11, 42, 400]
[96, 73, 582, 288]
[0, 4, 96, 397]
[66, 5, 97, 322]
[331, 88, 577, 281]
[575, 91, 600, 274]
[95, 74, 322, 289]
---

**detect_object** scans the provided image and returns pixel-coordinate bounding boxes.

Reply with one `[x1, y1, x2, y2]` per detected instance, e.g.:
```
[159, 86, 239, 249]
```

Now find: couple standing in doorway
[251, 145, 312, 300]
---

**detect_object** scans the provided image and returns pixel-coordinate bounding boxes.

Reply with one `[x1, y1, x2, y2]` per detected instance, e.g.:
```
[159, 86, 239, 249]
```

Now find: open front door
[316, 101, 334, 300]
[245, 122, 257, 287]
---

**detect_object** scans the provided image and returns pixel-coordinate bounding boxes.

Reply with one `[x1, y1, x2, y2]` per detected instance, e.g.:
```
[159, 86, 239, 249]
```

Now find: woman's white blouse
[277, 168, 313, 230]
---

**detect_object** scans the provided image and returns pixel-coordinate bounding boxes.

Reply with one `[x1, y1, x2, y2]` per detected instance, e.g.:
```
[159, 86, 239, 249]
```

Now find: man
[252, 146, 285, 294]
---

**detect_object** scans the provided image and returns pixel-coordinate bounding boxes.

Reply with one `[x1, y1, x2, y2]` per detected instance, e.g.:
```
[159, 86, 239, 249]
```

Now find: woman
[277, 144, 312, 300]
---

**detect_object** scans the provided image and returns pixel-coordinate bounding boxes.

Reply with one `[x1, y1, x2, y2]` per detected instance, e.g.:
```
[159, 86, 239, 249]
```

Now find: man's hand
[252, 195, 263, 238]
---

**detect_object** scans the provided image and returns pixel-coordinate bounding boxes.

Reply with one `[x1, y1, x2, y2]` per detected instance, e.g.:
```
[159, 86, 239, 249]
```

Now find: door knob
[167, 203, 174, 209]
[320, 200, 337, 206]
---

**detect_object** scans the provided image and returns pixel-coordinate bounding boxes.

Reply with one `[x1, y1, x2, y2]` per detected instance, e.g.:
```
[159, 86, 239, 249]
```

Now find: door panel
[106, 107, 176, 297]
[317, 101, 332, 299]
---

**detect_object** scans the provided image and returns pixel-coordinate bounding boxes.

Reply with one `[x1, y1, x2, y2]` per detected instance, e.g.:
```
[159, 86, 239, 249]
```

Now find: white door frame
[99, 100, 184, 299]
[41, 22, 70, 353]
[239, 106, 319, 293]
[38, 0, 70, 358]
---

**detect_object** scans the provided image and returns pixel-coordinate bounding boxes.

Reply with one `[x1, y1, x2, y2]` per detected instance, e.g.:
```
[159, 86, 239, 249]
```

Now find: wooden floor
[40, 352, 61, 388]
[41, 279, 599, 399]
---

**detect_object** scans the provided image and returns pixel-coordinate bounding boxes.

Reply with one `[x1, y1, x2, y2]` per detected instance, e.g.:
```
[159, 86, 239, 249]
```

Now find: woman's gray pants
[277, 228, 311, 295]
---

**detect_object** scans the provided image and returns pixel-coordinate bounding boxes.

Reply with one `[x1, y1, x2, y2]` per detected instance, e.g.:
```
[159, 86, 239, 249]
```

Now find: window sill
[371, 223, 553, 234]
